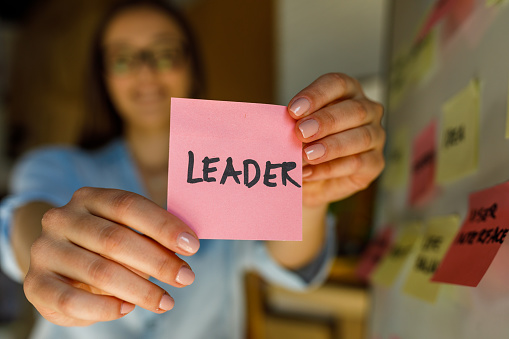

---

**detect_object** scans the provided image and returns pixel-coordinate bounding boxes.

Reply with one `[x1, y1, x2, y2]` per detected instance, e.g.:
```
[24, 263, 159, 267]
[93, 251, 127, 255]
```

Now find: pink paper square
[432, 182, 509, 286]
[167, 98, 302, 240]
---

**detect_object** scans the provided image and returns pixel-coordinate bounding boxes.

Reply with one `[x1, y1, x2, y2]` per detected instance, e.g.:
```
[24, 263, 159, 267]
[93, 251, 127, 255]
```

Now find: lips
[133, 89, 167, 105]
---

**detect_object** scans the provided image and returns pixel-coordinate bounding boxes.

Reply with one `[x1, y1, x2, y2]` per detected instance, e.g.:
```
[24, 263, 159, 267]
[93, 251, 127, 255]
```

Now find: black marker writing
[456, 226, 508, 245]
[243, 160, 260, 188]
[368, 238, 390, 264]
[415, 255, 440, 274]
[469, 203, 498, 223]
[187, 150, 203, 184]
[203, 157, 219, 182]
[388, 149, 402, 162]
[389, 245, 412, 258]
[220, 157, 242, 185]
[444, 125, 465, 148]
[263, 161, 281, 187]
[422, 235, 442, 251]
[186, 151, 301, 188]
[413, 151, 435, 172]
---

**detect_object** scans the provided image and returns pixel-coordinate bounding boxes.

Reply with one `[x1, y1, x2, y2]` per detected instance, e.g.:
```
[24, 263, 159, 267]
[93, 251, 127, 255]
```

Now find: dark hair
[79, 0, 205, 149]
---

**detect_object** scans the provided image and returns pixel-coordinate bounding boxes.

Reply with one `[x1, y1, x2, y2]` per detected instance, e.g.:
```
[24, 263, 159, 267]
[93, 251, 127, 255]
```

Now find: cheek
[161, 68, 193, 98]
[105, 77, 132, 107]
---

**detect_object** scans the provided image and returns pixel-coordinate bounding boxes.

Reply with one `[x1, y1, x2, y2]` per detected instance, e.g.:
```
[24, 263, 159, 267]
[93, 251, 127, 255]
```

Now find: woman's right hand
[23, 187, 200, 327]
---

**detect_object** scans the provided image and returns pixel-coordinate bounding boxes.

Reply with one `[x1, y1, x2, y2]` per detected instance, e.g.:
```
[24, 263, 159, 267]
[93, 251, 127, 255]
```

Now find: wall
[275, 0, 389, 105]
[372, 0, 509, 338]
[184, 0, 274, 104]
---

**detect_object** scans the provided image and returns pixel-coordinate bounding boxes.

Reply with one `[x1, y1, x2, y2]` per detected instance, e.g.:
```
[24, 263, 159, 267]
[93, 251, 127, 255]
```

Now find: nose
[135, 63, 159, 82]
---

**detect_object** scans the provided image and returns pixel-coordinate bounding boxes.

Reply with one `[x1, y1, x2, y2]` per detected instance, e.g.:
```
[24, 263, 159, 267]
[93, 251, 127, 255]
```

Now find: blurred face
[102, 6, 192, 132]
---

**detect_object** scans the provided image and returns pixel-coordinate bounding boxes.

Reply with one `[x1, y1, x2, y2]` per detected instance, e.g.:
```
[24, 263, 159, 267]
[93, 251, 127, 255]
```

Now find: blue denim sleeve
[242, 214, 336, 291]
[0, 147, 81, 282]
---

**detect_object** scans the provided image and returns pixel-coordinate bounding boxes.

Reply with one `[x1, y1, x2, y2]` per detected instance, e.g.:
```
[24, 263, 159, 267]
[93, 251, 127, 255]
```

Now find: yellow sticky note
[382, 126, 410, 189]
[371, 221, 421, 287]
[437, 80, 480, 183]
[388, 33, 437, 110]
[486, 0, 509, 7]
[389, 49, 411, 110]
[402, 215, 460, 303]
[506, 78, 509, 139]
[407, 32, 437, 86]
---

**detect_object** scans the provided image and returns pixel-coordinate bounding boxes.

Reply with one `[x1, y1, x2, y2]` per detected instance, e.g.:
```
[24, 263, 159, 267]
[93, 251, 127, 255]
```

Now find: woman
[0, 0, 385, 338]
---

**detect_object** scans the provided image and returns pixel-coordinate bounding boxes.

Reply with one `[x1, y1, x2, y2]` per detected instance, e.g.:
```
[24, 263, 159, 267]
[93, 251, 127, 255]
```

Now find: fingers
[60, 211, 194, 288]
[31, 187, 199, 326]
[35, 236, 175, 314]
[303, 174, 377, 206]
[295, 98, 384, 143]
[302, 124, 386, 165]
[24, 271, 132, 326]
[286, 73, 386, 206]
[68, 188, 200, 256]
[302, 149, 385, 182]
[288, 73, 385, 188]
[288, 73, 363, 119]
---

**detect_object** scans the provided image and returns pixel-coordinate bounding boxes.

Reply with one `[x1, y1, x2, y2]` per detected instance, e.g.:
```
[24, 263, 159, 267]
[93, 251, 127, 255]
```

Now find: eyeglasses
[103, 44, 189, 76]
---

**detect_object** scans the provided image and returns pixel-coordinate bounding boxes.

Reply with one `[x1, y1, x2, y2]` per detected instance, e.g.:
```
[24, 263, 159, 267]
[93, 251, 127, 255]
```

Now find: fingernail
[158, 293, 174, 311]
[177, 232, 200, 254]
[120, 302, 135, 315]
[304, 144, 326, 161]
[289, 98, 310, 116]
[302, 166, 313, 178]
[298, 119, 319, 139]
[176, 266, 195, 285]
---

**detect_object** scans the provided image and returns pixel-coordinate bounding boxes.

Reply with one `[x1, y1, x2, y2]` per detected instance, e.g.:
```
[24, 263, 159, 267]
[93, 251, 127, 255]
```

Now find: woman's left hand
[288, 73, 386, 207]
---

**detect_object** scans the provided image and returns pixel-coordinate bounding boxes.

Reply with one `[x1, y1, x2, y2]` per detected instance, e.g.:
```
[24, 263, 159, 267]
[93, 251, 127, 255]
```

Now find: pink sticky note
[432, 182, 509, 287]
[167, 98, 302, 240]
[356, 227, 394, 282]
[415, 0, 464, 42]
[409, 120, 437, 206]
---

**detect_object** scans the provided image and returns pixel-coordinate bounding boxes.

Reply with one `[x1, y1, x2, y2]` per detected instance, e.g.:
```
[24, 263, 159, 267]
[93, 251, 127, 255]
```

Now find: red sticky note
[416, 0, 463, 42]
[415, 0, 476, 46]
[167, 98, 302, 240]
[356, 227, 394, 282]
[409, 120, 437, 206]
[432, 182, 509, 286]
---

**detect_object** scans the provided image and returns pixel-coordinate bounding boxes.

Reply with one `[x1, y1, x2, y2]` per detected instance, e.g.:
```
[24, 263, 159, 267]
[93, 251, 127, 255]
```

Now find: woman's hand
[288, 73, 385, 207]
[23, 187, 200, 327]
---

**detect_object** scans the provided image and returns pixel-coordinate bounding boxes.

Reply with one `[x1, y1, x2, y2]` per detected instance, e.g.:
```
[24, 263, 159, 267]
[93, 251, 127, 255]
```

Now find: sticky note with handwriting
[409, 120, 437, 206]
[486, 0, 509, 8]
[506, 78, 509, 139]
[408, 33, 437, 85]
[167, 98, 302, 240]
[382, 126, 410, 190]
[371, 221, 421, 287]
[402, 215, 459, 303]
[432, 182, 509, 286]
[437, 80, 479, 183]
[356, 226, 394, 282]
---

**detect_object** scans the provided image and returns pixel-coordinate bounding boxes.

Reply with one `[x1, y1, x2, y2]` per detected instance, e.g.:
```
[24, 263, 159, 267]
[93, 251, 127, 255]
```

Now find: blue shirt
[0, 139, 335, 339]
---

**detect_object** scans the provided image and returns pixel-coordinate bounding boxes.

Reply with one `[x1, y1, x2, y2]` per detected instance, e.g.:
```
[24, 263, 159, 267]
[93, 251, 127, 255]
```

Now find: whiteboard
[371, 0, 509, 338]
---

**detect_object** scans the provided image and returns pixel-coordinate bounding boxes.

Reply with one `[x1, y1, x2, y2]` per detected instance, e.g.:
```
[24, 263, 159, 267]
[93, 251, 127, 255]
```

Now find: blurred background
[0, 0, 389, 338]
